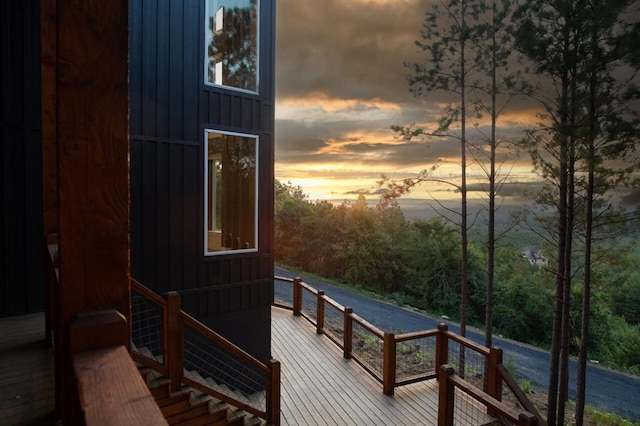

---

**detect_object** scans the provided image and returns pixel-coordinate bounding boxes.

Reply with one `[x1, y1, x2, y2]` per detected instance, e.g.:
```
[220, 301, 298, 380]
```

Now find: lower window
[204, 129, 258, 255]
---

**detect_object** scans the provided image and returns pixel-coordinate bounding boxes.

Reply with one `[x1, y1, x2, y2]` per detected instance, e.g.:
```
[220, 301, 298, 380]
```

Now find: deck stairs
[136, 346, 267, 426]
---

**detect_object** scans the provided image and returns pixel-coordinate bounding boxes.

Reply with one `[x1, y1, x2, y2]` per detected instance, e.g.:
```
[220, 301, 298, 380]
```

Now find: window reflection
[205, 0, 258, 92]
[205, 130, 258, 254]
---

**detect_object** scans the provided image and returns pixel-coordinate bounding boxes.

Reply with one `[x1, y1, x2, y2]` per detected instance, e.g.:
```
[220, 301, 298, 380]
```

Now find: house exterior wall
[129, 0, 275, 362]
[0, 0, 44, 317]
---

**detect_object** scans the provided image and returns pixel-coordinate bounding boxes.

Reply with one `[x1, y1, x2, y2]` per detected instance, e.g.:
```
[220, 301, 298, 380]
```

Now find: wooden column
[52, 0, 130, 422]
[165, 292, 184, 392]
[438, 364, 456, 426]
[383, 332, 396, 396]
[487, 347, 503, 401]
[435, 322, 449, 375]
[343, 307, 353, 359]
[293, 277, 302, 316]
[316, 290, 325, 334]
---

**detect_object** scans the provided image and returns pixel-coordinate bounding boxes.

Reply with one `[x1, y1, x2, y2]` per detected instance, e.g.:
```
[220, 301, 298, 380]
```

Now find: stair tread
[159, 395, 192, 416]
[165, 403, 209, 424]
[172, 408, 228, 426]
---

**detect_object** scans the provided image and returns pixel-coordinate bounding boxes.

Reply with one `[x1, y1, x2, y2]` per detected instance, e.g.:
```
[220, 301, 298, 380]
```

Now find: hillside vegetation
[275, 180, 640, 375]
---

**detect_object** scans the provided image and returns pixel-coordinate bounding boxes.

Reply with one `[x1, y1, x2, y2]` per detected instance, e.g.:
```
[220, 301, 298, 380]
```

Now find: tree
[513, 1, 640, 423]
[466, 0, 523, 348]
[574, 1, 640, 422]
[390, 0, 485, 339]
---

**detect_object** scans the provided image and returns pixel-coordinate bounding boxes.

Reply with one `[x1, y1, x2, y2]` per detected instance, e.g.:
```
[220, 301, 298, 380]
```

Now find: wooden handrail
[350, 312, 385, 338]
[70, 309, 167, 425]
[74, 346, 168, 425]
[180, 310, 270, 374]
[449, 374, 529, 424]
[322, 294, 345, 311]
[130, 280, 280, 425]
[439, 364, 538, 426]
[130, 278, 167, 307]
[444, 330, 491, 356]
[395, 329, 439, 342]
[498, 364, 546, 426]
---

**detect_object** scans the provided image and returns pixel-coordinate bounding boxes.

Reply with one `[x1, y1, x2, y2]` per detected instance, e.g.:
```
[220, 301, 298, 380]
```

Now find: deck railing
[275, 275, 544, 425]
[130, 279, 281, 425]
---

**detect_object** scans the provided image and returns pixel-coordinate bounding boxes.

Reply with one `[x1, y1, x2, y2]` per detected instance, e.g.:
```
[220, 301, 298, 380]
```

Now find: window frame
[203, 128, 259, 257]
[203, 0, 260, 95]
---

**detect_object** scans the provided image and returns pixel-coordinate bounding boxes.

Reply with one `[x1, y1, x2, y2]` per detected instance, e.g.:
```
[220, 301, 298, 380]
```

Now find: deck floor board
[1, 308, 493, 426]
[272, 306, 491, 426]
[0, 313, 56, 426]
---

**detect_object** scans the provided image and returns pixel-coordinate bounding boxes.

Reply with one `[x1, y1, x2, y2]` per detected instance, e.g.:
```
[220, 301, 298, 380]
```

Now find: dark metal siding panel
[141, 0, 158, 138]
[129, 0, 143, 135]
[0, 0, 43, 316]
[182, 144, 200, 291]
[156, 0, 170, 137]
[183, 0, 199, 142]
[129, 0, 275, 359]
[168, 0, 184, 139]
[155, 142, 170, 292]
[130, 138, 143, 280]
[168, 143, 184, 293]
[140, 140, 159, 291]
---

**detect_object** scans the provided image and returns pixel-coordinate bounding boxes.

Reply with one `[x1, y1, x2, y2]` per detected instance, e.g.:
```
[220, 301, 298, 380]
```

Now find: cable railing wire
[131, 290, 164, 360]
[182, 324, 266, 411]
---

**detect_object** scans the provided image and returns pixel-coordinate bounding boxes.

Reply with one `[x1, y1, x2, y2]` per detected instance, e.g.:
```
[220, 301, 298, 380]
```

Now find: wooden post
[436, 322, 449, 377]
[383, 333, 396, 396]
[293, 277, 302, 316]
[438, 364, 455, 426]
[51, 0, 130, 421]
[518, 411, 538, 426]
[343, 307, 353, 359]
[165, 292, 184, 392]
[267, 359, 281, 426]
[487, 347, 503, 401]
[70, 310, 128, 354]
[316, 291, 325, 334]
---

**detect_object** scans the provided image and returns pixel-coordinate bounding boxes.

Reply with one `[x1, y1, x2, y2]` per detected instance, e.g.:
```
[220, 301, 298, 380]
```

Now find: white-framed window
[205, 0, 259, 94]
[204, 129, 258, 255]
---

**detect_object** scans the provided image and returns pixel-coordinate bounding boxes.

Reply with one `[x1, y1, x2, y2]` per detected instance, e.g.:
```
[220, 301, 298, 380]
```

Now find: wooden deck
[0, 313, 55, 425]
[272, 306, 493, 426]
[1, 308, 492, 426]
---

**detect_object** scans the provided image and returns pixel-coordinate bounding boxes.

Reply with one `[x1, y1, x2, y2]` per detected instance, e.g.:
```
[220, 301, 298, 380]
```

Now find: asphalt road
[275, 266, 640, 422]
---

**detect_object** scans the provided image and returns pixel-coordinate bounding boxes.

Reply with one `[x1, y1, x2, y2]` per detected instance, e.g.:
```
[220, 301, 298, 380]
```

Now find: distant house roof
[521, 246, 548, 266]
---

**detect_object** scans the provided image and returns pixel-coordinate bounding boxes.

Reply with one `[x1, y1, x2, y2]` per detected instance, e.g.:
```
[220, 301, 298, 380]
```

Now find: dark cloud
[273, 0, 554, 197]
[621, 187, 640, 207]
[276, 0, 433, 104]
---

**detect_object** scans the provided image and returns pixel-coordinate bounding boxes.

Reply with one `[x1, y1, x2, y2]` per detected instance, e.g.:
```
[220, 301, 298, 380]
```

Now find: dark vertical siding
[1, 0, 44, 316]
[130, 0, 275, 360]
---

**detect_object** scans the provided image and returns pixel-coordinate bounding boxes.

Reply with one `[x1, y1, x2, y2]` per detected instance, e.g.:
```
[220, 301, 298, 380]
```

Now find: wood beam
[52, 0, 129, 422]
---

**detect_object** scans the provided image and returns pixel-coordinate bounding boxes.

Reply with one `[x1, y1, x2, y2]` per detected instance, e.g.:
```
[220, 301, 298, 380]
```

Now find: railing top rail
[350, 312, 385, 338]
[130, 278, 167, 307]
[395, 329, 439, 342]
[180, 310, 269, 374]
[74, 345, 168, 425]
[321, 294, 345, 312]
[449, 374, 527, 424]
[498, 364, 546, 425]
[299, 280, 319, 296]
[274, 275, 294, 283]
[444, 330, 490, 356]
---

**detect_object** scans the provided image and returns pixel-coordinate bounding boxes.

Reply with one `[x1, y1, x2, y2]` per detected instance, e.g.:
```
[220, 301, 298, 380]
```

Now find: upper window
[204, 130, 258, 255]
[205, 0, 259, 93]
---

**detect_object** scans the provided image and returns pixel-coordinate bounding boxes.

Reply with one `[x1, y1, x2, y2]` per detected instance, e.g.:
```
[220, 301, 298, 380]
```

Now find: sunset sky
[273, 0, 542, 202]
